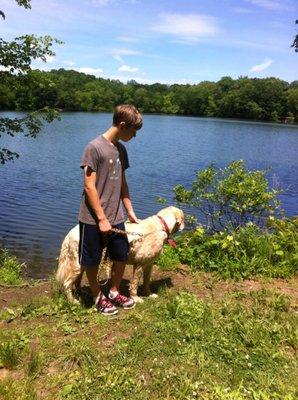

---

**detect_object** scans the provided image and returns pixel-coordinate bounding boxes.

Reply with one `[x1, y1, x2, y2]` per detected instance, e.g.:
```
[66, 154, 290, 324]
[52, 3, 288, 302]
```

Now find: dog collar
[157, 215, 177, 248]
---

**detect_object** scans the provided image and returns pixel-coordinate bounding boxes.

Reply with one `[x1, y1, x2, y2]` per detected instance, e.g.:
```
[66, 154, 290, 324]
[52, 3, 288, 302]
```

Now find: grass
[0, 278, 297, 400]
[0, 249, 26, 285]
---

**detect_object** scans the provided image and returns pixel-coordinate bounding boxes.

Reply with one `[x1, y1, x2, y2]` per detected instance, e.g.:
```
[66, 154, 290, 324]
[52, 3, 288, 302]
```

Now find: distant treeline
[1, 69, 297, 122]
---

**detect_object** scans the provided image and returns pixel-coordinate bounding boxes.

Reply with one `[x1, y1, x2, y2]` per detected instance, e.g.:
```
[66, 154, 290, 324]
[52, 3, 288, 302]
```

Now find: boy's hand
[127, 210, 139, 223]
[98, 217, 112, 233]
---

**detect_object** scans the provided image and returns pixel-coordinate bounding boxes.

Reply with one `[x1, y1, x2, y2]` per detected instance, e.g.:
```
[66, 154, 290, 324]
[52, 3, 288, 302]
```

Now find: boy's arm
[121, 172, 139, 223]
[84, 166, 112, 233]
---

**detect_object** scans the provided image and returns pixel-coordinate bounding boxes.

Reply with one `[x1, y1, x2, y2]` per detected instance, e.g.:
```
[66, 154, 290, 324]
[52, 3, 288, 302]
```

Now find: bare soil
[1, 266, 297, 311]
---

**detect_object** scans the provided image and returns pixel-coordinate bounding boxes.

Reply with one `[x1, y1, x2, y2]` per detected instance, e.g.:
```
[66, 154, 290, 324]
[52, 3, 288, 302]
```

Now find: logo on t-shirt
[109, 158, 121, 180]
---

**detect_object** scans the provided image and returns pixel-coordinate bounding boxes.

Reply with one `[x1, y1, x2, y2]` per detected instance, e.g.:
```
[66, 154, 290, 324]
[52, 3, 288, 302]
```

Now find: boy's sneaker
[109, 293, 135, 309]
[95, 294, 118, 316]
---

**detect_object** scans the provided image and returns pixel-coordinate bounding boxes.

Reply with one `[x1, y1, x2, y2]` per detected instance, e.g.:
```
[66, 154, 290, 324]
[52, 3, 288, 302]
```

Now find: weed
[0, 249, 26, 285]
[26, 348, 42, 377]
[0, 378, 38, 400]
[63, 342, 98, 369]
[0, 341, 21, 369]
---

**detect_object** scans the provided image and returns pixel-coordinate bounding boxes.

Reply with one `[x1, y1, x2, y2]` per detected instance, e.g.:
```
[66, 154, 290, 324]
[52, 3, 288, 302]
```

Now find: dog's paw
[149, 293, 158, 299]
[132, 296, 144, 304]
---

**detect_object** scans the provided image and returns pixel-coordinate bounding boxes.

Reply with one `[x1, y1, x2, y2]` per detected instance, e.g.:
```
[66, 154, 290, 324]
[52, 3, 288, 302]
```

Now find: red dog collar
[157, 215, 177, 248]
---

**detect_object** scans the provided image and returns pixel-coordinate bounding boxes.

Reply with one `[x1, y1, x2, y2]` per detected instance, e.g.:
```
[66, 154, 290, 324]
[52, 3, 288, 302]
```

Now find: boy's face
[119, 123, 139, 142]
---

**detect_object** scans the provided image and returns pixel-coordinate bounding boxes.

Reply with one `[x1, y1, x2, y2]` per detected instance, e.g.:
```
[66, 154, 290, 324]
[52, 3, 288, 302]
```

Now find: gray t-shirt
[78, 135, 129, 225]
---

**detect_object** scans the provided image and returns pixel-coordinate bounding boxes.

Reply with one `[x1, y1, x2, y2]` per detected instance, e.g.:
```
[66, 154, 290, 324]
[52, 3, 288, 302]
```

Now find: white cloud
[250, 59, 273, 72]
[45, 55, 55, 63]
[113, 55, 124, 63]
[152, 13, 219, 40]
[116, 36, 139, 43]
[90, 0, 139, 6]
[118, 65, 139, 72]
[108, 74, 192, 85]
[110, 48, 142, 56]
[35, 55, 55, 64]
[0, 66, 11, 72]
[232, 7, 253, 13]
[90, 0, 110, 5]
[74, 67, 104, 77]
[246, 0, 283, 10]
[63, 60, 76, 67]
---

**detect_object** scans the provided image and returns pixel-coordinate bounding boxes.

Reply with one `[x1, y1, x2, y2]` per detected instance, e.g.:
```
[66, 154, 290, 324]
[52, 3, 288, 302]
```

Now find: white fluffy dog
[56, 206, 184, 303]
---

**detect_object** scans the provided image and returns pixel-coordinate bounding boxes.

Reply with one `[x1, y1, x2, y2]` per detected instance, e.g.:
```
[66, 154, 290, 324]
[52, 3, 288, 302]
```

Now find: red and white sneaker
[109, 293, 135, 309]
[95, 294, 118, 316]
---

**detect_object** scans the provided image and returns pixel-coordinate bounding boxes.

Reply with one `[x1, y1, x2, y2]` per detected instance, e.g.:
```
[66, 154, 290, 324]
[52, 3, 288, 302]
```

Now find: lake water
[0, 112, 297, 277]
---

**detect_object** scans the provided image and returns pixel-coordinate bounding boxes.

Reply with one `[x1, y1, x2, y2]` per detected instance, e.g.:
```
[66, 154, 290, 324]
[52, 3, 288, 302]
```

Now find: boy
[78, 104, 143, 315]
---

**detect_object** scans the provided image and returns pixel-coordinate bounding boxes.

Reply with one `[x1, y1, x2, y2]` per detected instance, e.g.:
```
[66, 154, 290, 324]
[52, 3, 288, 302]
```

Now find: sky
[1, 0, 298, 84]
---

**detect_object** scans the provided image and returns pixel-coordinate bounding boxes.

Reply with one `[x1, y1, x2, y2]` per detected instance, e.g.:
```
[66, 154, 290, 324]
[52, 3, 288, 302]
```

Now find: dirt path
[1, 266, 298, 311]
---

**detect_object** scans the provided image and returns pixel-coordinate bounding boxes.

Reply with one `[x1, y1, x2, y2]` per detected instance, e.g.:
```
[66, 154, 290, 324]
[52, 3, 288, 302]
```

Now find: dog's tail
[56, 232, 72, 284]
[56, 224, 80, 277]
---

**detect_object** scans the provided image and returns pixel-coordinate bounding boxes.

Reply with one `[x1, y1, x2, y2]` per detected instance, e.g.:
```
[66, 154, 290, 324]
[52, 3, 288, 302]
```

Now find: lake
[0, 112, 297, 277]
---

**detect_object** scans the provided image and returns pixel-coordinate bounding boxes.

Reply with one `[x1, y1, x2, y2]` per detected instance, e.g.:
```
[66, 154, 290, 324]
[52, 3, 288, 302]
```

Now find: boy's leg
[107, 224, 135, 309]
[79, 222, 118, 315]
[110, 261, 126, 292]
[85, 265, 101, 299]
[109, 260, 135, 309]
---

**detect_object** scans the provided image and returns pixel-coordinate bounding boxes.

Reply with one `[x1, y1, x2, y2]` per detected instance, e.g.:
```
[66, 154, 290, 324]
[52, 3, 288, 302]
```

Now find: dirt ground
[1, 266, 298, 311]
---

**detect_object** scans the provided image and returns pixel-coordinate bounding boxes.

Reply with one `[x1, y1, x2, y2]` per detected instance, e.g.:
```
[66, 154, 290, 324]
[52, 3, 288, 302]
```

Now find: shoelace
[99, 297, 114, 309]
[114, 293, 129, 304]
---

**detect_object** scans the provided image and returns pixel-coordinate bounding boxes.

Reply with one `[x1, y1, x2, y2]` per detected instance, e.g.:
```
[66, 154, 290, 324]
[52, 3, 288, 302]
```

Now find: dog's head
[157, 206, 185, 234]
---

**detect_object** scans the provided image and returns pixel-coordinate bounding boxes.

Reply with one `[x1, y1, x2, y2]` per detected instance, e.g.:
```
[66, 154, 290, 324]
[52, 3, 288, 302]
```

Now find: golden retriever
[56, 206, 184, 304]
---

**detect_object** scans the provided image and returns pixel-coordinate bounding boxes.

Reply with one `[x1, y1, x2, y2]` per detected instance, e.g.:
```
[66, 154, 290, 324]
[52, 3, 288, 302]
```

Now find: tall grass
[0, 249, 26, 285]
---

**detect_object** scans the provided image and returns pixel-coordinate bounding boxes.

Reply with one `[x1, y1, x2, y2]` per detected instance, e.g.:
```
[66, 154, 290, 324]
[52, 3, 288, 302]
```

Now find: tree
[0, 0, 61, 164]
[291, 19, 298, 52]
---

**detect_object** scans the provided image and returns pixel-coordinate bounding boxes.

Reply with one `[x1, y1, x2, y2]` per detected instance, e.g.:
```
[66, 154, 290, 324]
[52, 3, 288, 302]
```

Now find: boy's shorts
[79, 221, 129, 267]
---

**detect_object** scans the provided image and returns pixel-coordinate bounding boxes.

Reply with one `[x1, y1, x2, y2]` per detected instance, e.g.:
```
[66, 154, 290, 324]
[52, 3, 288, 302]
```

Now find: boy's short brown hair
[113, 104, 143, 129]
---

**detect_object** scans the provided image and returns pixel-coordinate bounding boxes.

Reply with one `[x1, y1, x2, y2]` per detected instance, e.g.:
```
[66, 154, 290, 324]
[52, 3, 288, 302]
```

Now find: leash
[109, 216, 177, 247]
[110, 227, 143, 242]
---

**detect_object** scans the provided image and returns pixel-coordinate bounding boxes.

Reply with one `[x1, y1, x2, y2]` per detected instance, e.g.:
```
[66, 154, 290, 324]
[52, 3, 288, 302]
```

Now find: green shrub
[0, 249, 26, 285]
[157, 244, 181, 271]
[175, 217, 298, 279]
[174, 160, 281, 232]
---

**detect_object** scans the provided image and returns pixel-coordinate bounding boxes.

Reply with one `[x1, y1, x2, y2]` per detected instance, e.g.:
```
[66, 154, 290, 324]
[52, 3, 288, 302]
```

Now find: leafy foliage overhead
[291, 19, 298, 52]
[0, 0, 61, 164]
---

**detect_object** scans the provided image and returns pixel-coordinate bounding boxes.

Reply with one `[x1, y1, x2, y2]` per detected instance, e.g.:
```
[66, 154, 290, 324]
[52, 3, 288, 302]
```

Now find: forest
[0, 69, 297, 122]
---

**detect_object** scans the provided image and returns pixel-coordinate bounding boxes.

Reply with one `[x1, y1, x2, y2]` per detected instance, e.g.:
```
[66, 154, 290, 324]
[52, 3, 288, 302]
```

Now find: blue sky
[1, 0, 297, 84]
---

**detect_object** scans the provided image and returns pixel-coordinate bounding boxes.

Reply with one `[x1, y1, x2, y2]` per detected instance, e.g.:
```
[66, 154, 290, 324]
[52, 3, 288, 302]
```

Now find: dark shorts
[79, 222, 129, 267]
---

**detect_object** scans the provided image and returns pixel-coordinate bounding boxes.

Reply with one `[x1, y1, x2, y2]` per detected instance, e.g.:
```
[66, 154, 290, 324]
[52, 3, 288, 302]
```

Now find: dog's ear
[175, 209, 185, 231]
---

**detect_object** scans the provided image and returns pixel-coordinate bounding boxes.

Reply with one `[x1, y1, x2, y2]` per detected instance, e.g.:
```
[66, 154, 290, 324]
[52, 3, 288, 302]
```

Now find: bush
[0, 249, 26, 285]
[175, 218, 298, 279]
[157, 244, 181, 271]
[174, 160, 281, 232]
